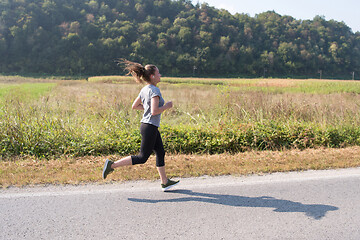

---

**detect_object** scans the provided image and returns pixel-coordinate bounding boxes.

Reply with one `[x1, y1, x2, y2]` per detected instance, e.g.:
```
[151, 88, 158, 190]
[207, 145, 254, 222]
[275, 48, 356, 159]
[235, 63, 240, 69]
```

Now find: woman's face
[151, 67, 161, 86]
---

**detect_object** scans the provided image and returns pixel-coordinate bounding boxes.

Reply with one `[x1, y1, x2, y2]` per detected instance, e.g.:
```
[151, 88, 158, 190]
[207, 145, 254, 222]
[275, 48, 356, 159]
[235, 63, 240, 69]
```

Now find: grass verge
[1, 147, 360, 188]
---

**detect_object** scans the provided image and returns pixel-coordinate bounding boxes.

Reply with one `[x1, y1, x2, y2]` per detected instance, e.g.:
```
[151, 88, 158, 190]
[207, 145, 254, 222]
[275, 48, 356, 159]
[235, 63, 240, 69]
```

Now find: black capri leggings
[131, 123, 165, 167]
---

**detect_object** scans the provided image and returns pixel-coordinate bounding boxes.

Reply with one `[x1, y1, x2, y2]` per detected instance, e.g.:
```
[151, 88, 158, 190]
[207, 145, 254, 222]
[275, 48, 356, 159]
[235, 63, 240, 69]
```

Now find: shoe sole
[162, 181, 179, 192]
[102, 159, 112, 179]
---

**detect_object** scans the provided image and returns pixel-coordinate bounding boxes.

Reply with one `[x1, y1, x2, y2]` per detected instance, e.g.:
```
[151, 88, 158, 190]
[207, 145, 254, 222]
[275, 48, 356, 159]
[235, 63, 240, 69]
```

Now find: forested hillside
[1, 0, 359, 78]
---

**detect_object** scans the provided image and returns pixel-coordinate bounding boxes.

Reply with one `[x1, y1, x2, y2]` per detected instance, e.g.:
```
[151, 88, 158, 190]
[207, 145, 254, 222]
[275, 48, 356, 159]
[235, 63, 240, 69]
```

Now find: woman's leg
[131, 123, 157, 165]
[103, 123, 179, 189]
[111, 156, 132, 168]
[102, 155, 132, 179]
[112, 123, 156, 168]
[153, 131, 180, 190]
[157, 166, 168, 185]
[152, 128, 167, 184]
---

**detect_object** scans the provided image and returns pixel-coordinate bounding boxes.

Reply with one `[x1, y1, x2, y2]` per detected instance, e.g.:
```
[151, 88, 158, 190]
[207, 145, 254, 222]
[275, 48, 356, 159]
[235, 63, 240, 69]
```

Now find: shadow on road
[128, 190, 338, 220]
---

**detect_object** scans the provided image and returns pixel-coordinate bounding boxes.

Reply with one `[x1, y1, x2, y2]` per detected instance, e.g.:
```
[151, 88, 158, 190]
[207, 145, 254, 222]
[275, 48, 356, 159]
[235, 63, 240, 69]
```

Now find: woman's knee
[131, 154, 149, 165]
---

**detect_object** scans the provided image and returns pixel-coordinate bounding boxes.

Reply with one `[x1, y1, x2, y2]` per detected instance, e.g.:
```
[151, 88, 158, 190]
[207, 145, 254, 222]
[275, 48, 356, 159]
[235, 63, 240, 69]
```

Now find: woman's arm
[132, 96, 144, 110]
[151, 96, 173, 115]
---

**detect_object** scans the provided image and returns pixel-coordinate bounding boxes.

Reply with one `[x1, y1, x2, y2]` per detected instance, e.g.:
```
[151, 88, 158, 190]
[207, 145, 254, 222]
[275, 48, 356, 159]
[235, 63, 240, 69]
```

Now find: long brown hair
[117, 58, 157, 84]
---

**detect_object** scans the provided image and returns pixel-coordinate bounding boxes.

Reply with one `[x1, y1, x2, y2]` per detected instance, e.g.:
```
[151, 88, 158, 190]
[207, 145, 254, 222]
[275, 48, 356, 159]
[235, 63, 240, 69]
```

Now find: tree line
[1, 0, 359, 79]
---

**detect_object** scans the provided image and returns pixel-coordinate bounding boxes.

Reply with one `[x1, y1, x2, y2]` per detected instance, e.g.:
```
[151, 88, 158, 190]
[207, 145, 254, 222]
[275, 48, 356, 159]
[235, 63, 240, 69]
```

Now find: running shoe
[102, 159, 114, 179]
[161, 179, 180, 191]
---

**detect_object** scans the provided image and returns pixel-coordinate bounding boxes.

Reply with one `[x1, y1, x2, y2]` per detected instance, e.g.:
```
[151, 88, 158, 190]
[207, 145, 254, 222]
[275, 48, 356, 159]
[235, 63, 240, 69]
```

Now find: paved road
[1, 168, 360, 240]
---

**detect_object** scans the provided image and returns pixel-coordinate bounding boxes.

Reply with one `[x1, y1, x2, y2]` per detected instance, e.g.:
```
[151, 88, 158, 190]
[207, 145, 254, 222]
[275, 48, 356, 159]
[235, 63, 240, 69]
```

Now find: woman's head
[119, 59, 160, 85]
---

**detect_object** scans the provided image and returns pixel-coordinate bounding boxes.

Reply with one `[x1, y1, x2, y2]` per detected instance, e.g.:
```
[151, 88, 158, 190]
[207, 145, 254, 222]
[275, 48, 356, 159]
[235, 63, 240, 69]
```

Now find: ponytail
[117, 58, 157, 84]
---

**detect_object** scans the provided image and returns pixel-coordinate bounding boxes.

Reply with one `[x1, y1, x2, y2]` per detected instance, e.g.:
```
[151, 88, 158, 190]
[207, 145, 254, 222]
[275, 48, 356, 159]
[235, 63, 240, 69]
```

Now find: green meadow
[0, 83, 55, 100]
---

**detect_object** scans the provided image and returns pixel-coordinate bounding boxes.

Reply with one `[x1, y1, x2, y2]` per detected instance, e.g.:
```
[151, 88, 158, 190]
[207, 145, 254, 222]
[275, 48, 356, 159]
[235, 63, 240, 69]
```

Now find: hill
[1, 0, 359, 78]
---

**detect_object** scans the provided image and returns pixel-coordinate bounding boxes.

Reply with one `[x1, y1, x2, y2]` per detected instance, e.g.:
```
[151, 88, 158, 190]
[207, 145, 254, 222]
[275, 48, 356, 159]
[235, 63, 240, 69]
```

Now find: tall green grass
[1, 78, 360, 159]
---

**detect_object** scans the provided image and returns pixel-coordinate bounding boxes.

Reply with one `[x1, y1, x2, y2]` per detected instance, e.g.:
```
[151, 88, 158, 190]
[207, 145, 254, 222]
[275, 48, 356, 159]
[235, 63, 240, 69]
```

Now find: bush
[2, 113, 360, 159]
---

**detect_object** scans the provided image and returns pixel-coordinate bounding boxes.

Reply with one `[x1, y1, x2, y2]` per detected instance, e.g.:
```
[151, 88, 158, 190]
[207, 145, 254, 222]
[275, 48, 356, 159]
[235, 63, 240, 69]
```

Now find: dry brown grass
[82, 78, 360, 126]
[1, 147, 360, 188]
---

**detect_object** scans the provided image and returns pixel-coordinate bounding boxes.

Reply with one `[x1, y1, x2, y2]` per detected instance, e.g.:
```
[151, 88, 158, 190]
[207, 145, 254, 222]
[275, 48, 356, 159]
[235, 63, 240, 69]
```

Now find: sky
[191, 0, 360, 33]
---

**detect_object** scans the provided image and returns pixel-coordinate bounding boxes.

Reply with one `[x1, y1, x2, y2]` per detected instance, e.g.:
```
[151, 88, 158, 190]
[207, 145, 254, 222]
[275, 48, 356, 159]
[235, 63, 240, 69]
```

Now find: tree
[0, 0, 358, 78]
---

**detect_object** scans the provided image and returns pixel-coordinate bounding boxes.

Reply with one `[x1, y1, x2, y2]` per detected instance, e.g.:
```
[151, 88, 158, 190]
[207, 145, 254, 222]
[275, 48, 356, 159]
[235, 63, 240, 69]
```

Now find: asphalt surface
[1, 168, 360, 240]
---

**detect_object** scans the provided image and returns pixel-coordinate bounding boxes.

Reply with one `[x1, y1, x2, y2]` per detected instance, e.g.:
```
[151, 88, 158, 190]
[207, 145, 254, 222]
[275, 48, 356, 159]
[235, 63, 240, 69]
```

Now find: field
[1, 75, 360, 187]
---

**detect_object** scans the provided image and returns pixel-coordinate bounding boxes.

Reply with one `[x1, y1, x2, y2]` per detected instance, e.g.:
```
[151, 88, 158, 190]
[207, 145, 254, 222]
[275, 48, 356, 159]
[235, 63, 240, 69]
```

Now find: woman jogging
[102, 59, 179, 191]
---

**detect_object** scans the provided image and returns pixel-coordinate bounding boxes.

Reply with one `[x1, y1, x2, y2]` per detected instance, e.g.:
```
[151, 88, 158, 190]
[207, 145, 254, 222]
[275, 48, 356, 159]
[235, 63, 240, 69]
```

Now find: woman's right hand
[165, 101, 173, 109]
